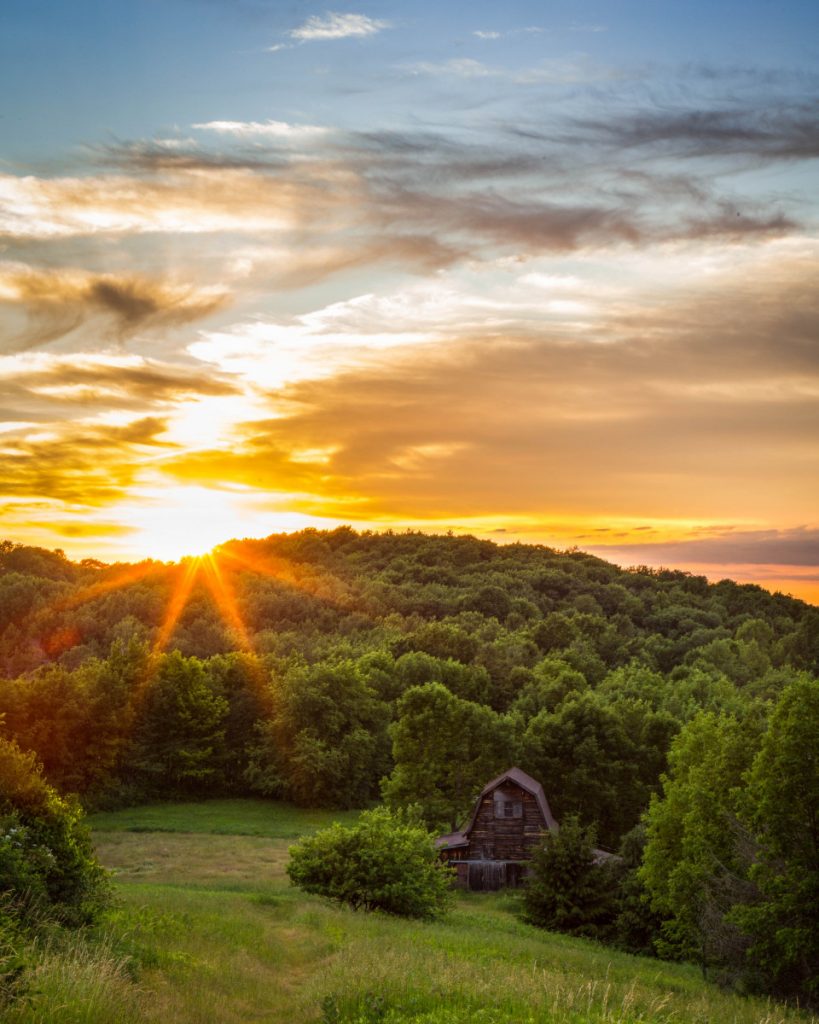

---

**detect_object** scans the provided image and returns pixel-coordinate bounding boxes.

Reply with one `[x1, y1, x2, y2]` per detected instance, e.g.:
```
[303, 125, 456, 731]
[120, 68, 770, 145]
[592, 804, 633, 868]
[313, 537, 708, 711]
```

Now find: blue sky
[3, 1, 818, 161]
[1, 1, 818, 600]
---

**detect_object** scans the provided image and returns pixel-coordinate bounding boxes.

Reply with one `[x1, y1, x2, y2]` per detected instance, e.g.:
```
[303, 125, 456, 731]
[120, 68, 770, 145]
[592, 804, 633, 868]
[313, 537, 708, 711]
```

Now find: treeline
[1, 529, 817, 1002]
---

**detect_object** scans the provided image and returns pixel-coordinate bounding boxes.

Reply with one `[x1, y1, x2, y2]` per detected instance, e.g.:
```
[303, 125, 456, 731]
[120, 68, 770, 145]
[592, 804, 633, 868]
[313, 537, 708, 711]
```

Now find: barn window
[494, 799, 523, 819]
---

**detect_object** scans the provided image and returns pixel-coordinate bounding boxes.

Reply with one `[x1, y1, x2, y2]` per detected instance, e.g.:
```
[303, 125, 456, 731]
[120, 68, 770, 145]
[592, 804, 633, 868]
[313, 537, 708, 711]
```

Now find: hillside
[9, 799, 817, 1024]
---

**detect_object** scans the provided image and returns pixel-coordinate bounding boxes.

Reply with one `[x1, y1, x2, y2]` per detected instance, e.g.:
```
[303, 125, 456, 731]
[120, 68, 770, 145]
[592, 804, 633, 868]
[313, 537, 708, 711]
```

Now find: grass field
[8, 799, 818, 1024]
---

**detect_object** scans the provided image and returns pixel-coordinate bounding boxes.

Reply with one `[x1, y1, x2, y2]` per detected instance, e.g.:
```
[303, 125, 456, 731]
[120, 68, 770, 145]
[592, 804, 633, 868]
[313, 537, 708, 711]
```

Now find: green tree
[246, 658, 390, 808]
[382, 682, 514, 830]
[287, 806, 453, 919]
[733, 675, 819, 1002]
[521, 692, 667, 847]
[126, 651, 228, 794]
[510, 656, 587, 719]
[640, 711, 762, 964]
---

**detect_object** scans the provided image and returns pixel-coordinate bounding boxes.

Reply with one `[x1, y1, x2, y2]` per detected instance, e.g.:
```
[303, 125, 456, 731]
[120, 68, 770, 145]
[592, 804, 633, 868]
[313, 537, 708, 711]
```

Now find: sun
[122, 485, 251, 562]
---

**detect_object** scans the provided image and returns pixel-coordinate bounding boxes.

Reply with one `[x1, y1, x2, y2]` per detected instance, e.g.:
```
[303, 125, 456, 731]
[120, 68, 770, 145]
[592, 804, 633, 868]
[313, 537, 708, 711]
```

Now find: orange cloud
[0, 264, 229, 349]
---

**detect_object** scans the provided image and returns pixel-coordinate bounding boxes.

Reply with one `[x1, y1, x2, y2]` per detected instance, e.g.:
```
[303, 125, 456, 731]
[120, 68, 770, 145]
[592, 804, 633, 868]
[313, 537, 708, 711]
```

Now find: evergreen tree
[523, 815, 616, 938]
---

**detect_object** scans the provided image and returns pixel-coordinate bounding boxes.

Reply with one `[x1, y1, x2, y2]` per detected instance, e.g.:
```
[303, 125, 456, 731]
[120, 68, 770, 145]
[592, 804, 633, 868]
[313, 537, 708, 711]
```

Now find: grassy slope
[9, 799, 817, 1024]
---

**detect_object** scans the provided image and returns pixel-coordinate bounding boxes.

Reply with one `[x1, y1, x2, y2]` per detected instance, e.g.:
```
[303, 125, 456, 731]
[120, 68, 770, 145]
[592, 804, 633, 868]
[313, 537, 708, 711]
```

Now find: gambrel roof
[435, 767, 559, 850]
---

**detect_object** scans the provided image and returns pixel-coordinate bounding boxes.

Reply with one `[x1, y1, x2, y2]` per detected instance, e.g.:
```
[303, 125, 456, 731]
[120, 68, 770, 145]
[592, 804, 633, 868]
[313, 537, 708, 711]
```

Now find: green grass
[11, 799, 818, 1024]
[86, 797, 362, 838]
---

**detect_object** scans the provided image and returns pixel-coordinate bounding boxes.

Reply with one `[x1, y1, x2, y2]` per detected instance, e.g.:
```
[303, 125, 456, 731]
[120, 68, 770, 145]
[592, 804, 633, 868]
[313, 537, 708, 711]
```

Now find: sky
[1, 1, 818, 602]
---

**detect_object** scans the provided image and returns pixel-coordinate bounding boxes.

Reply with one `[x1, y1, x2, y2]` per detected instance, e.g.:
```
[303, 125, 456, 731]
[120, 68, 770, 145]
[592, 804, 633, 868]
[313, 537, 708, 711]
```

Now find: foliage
[522, 815, 617, 938]
[0, 735, 109, 929]
[731, 675, 819, 1003]
[125, 650, 228, 795]
[382, 683, 513, 829]
[609, 824, 664, 956]
[287, 806, 454, 919]
[640, 711, 762, 964]
[521, 691, 674, 847]
[246, 658, 391, 807]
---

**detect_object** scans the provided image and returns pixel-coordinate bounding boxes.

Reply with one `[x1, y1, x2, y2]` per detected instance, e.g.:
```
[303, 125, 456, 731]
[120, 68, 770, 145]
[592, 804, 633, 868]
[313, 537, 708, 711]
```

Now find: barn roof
[434, 767, 559, 850]
[474, 767, 559, 833]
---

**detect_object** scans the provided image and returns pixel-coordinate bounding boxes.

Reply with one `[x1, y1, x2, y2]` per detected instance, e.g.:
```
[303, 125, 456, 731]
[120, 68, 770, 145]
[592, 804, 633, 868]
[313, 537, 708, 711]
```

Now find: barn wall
[466, 782, 546, 862]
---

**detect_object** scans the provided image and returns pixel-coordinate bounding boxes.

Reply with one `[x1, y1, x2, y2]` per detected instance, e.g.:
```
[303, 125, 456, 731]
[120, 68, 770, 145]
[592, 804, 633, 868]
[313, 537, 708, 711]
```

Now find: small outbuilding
[435, 766, 617, 891]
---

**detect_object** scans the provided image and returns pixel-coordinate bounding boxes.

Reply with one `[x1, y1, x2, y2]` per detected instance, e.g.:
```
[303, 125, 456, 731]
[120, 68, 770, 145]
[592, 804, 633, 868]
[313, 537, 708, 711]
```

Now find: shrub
[287, 806, 453, 919]
[522, 815, 617, 938]
[0, 736, 109, 929]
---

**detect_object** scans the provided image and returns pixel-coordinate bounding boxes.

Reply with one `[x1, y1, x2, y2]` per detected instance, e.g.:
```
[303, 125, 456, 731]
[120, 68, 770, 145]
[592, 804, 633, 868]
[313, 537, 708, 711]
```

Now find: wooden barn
[435, 767, 559, 891]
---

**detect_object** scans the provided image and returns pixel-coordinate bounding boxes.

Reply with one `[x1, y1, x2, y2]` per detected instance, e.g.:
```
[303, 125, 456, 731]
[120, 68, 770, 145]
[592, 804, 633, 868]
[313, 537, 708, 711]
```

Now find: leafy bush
[0, 735, 109, 929]
[287, 806, 453, 919]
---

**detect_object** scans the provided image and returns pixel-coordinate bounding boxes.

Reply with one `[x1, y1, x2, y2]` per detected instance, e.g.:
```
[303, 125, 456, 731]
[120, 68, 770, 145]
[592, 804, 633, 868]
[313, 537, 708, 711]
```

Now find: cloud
[2, 101, 806, 276]
[192, 120, 328, 139]
[588, 528, 819, 567]
[405, 55, 624, 85]
[473, 26, 543, 40]
[0, 167, 323, 238]
[0, 416, 173, 506]
[569, 105, 819, 161]
[289, 12, 389, 42]
[0, 353, 239, 419]
[0, 264, 229, 349]
[158, 246, 819, 532]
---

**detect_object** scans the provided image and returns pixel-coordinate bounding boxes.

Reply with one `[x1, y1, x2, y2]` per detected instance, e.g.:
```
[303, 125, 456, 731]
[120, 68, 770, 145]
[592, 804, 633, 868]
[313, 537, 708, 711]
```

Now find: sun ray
[201, 552, 271, 690]
[216, 545, 299, 587]
[152, 557, 201, 656]
[200, 552, 254, 653]
[35, 561, 160, 659]
[54, 562, 158, 613]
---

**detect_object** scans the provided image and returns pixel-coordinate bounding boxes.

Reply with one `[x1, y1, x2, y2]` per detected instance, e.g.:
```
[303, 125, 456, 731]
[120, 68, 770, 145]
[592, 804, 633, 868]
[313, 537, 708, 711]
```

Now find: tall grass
[4, 932, 146, 1024]
[296, 902, 816, 1024]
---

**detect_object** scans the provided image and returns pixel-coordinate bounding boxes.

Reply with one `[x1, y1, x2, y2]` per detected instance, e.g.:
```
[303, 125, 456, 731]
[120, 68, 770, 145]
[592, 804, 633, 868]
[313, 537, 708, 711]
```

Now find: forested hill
[2, 528, 816, 681]
[1, 528, 817, 836]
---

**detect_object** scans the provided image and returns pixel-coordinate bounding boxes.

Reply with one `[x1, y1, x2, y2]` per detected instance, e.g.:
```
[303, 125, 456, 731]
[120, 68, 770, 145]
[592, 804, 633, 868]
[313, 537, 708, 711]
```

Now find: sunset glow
[1, 1, 817, 602]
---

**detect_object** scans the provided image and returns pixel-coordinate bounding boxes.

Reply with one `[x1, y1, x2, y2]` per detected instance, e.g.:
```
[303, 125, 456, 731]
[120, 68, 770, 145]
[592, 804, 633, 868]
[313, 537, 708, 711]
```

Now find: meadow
[5, 799, 817, 1024]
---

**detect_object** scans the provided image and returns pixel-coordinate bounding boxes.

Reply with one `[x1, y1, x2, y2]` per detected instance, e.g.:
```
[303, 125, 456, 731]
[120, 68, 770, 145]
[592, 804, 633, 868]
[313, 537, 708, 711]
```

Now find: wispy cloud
[0, 352, 238, 417]
[192, 120, 328, 139]
[589, 528, 819, 568]
[568, 105, 819, 161]
[289, 12, 389, 42]
[0, 167, 327, 238]
[473, 26, 543, 41]
[0, 264, 229, 350]
[405, 54, 625, 85]
[0, 416, 173, 506]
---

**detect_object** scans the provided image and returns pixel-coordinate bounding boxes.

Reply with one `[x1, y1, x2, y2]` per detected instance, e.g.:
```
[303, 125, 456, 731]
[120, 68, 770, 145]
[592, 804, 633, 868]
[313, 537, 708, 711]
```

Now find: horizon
[1, 1, 818, 604]
[4, 524, 817, 608]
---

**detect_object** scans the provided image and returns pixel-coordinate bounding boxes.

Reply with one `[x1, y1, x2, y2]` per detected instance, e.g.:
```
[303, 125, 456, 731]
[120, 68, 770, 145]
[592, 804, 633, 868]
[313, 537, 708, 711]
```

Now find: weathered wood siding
[464, 782, 546, 862]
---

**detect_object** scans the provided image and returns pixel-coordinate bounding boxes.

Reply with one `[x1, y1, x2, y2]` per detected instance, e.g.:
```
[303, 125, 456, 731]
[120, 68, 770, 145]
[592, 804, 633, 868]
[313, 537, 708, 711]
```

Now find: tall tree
[733, 675, 819, 1002]
[126, 651, 228, 794]
[382, 682, 514, 830]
